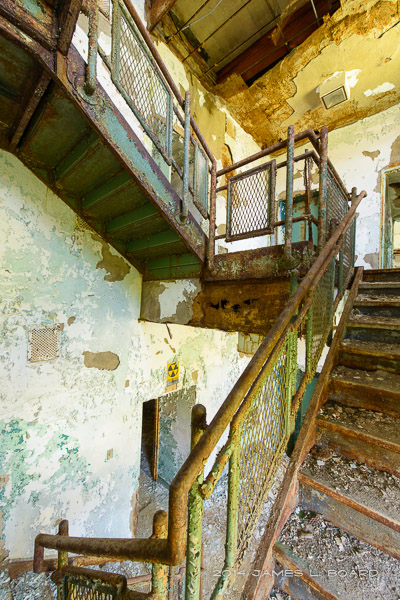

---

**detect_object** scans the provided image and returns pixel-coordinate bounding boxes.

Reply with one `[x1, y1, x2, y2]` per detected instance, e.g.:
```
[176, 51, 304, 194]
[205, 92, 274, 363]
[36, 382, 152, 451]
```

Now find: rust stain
[82, 351, 120, 370]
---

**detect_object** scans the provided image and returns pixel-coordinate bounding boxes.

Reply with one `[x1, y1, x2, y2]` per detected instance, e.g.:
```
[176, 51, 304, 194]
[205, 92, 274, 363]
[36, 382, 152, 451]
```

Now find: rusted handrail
[34, 189, 365, 571]
[123, 0, 216, 170]
[216, 128, 349, 201]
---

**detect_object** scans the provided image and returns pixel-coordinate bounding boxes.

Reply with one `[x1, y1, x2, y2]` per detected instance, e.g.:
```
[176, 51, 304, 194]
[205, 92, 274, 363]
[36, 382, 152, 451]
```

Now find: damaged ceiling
[150, 0, 400, 149]
[150, 0, 340, 85]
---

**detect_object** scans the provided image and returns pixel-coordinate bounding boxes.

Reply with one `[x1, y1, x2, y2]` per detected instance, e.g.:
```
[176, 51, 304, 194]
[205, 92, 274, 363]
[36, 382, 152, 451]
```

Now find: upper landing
[0, 0, 354, 285]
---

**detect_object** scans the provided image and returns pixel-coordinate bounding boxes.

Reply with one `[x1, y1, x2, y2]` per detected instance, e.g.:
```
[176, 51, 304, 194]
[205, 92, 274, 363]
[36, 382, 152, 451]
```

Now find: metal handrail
[34, 189, 365, 573]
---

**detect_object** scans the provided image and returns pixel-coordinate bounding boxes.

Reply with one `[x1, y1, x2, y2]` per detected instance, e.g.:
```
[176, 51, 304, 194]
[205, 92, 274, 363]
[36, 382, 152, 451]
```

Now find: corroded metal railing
[34, 189, 365, 600]
[84, 0, 215, 226]
[214, 125, 351, 262]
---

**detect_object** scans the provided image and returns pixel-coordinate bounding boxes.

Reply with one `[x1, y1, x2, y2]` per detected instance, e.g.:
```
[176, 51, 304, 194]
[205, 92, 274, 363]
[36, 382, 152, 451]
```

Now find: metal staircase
[247, 268, 400, 600]
[0, 1, 370, 599]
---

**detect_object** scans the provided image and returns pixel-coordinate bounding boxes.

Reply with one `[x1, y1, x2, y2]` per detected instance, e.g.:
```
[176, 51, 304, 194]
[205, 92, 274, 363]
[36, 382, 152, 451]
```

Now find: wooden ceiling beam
[216, 0, 338, 85]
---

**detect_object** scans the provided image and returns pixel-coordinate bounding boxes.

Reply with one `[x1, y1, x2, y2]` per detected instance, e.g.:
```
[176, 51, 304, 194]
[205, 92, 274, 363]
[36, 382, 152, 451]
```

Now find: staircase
[268, 268, 400, 599]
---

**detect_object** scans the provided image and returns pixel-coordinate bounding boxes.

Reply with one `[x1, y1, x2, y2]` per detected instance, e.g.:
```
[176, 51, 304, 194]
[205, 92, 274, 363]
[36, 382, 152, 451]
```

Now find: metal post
[57, 520, 69, 600]
[181, 91, 191, 223]
[285, 125, 295, 258]
[304, 152, 314, 243]
[306, 305, 313, 380]
[318, 126, 329, 252]
[210, 426, 240, 600]
[351, 187, 357, 267]
[111, 0, 121, 80]
[85, 0, 99, 95]
[338, 244, 344, 295]
[185, 405, 207, 600]
[207, 161, 217, 269]
[152, 511, 169, 600]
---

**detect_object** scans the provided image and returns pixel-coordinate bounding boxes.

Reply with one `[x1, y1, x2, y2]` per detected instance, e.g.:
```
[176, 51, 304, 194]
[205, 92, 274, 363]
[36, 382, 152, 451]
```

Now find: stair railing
[34, 186, 366, 598]
[82, 0, 349, 273]
[213, 125, 351, 264]
[83, 0, 216, 229]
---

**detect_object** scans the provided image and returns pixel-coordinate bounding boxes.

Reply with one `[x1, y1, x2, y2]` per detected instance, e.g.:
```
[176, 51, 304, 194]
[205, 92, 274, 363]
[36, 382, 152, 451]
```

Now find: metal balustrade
[32, 2, 365, 599]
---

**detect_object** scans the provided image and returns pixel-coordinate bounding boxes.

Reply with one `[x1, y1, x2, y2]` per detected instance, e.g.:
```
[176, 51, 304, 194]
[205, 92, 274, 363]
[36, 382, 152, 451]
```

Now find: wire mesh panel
[236, 336, 290, 557]
[226, 162, 276, 241]
[342, 221, 354, 285]
[308, 260, 334, 375]
[326, 170, 349, 234]
[115, 3, 171, 156]
[61, 568, 126, 600]
[193, 143, 209, 218]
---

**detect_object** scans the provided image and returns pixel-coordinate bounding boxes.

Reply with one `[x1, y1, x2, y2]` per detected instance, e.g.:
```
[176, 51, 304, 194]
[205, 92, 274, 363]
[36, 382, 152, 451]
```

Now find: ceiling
[150, 0, 340, 86]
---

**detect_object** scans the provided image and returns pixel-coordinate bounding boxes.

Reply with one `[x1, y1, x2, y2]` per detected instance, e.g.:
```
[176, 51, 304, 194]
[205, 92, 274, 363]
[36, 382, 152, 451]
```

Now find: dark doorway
[141, 398, 160, 481]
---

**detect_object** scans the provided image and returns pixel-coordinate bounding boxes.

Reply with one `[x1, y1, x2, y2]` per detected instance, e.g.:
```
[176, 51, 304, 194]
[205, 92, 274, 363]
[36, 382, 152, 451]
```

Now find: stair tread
[331, 365, 400, 390]
[347, 313, 400, 328]
[354, 294, 400, 306]
[277, 513, 400, 600]
[318, 401, 400, 447]
[301, 448, 400, 524]
[359, 281, 400, 288]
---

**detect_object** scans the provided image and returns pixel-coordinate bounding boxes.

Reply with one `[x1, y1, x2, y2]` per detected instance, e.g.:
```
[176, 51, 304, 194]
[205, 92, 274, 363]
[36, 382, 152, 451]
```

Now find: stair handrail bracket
[33, 187, 366, 598]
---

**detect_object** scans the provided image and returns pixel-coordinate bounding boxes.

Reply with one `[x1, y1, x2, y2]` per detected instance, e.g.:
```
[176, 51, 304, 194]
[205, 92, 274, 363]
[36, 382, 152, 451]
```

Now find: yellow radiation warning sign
[167, 362, 179, 382]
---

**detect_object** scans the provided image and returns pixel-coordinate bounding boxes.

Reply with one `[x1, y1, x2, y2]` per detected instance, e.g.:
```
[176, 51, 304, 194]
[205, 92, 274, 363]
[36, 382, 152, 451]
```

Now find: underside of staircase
[0, 1, 206, 281]
[246, 267, 400, 600]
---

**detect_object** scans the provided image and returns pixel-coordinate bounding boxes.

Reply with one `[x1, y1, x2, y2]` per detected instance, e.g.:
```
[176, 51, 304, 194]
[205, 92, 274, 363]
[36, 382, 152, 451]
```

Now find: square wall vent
[28, 325, 62, 362]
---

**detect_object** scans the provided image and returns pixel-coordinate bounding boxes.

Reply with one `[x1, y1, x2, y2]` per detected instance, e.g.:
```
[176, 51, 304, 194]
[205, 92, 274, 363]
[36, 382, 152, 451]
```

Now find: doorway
[380, 167, 400, 268]
[141, 398, 160, 481]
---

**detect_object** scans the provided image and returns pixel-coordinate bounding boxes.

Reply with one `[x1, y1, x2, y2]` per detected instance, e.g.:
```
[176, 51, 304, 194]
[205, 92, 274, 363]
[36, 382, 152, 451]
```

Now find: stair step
[330, 365, 400, 416]
[273, 542, 340, 600]
[301, 449, 400, 524]
[363, 268, 400, 282]
[353, 294, 400, 318]
[338, 340, 400, 376]
[299, 453, 400, 559]
[276, 512, 400, 600]
[345, 314, 400, 344]
[358, 281, 400, 296]
[316, 402, 400, 476]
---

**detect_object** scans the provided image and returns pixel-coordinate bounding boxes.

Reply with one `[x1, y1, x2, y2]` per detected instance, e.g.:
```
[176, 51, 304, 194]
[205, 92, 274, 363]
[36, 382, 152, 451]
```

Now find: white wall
[327, 102, 400, 269]
[0, 150, 250, 559]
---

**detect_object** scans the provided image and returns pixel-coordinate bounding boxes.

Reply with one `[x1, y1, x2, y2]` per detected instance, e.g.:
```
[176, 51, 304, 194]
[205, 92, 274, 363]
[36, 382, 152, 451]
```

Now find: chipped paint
[364, 83, 395, 97]
[94, 237, 131, 282]
[0, 149, 252, 559]
[82, 351, 120, 370]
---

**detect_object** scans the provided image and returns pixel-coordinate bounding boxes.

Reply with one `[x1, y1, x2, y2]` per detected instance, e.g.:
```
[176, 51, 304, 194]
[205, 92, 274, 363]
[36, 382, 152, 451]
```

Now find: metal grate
[226, 161, 276, 241]
[326, 170, 349, 234]
[237, 335, 289, 557]
[117, 5, 170, 154]
[61, 568, 126, 600]
[28, 326, 61, 362]
[308, 261, 334, 375]
[193, 143, 209, 218]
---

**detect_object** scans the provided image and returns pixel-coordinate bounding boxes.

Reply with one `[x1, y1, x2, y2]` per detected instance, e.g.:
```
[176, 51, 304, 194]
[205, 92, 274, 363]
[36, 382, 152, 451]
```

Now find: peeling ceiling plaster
[215, 0, 400, 147]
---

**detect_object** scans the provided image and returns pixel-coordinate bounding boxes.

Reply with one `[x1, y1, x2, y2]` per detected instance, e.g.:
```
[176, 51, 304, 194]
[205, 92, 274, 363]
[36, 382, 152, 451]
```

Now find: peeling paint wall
[326, 102, 400, 269]
[0, 150, 251, 559]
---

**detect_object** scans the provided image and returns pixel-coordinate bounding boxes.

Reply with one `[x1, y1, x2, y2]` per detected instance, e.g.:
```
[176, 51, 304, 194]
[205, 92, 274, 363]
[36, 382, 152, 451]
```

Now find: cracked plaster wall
[326, 102, 400, 269]
[0, 150, 251, 560]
